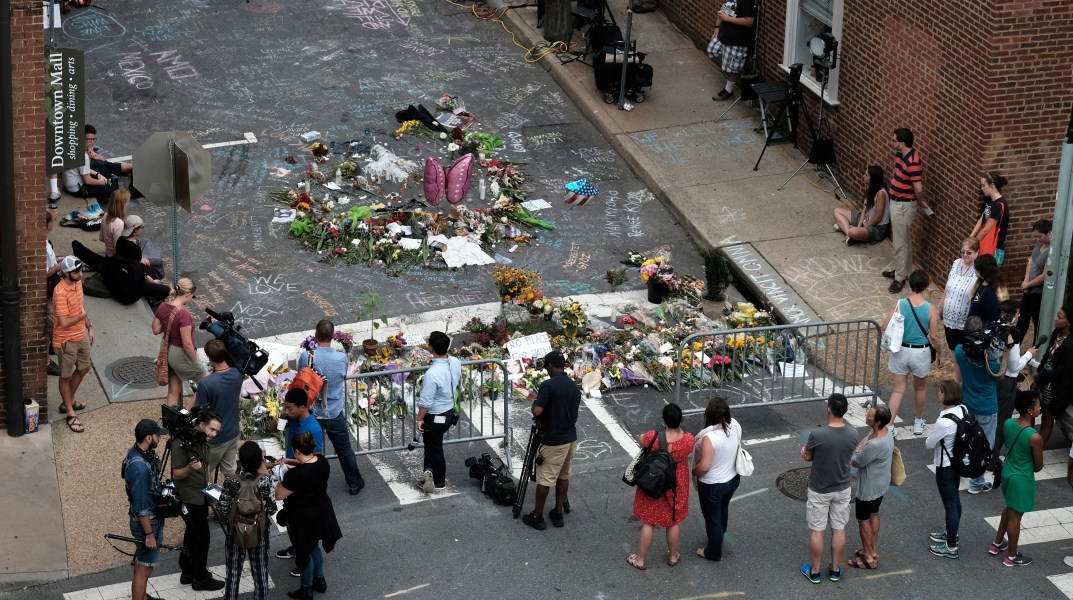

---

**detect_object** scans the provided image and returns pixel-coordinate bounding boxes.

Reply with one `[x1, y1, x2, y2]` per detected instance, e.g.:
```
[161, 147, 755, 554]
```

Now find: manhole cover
[776, 467, 812, 501]
[105, 357, 160, 389]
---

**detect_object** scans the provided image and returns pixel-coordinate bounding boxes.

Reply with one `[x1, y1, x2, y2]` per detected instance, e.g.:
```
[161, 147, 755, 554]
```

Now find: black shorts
[855, 496, 883, 521]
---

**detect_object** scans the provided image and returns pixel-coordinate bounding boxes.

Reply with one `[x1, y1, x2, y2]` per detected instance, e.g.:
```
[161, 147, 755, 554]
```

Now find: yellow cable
[441, 0, 576, 63]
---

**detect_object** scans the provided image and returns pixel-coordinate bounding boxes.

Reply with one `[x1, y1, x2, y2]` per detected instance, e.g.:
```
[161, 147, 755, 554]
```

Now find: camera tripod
[776, 70, 847, 199]
[512, 422, 543, 518]
[559, 0, 619, 68]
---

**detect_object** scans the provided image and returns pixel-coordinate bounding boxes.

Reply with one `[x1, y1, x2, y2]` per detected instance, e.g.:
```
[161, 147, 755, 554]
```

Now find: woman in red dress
[626, 404, 694, 569]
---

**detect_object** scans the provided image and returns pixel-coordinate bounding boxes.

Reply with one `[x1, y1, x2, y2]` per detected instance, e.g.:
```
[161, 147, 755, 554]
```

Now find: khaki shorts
[807, 487, 852, 531]
[205, 436, 240, 476]
[167, 345, 205, 382]
[535, 441, 577, 486]
[57, 337, 91, 378]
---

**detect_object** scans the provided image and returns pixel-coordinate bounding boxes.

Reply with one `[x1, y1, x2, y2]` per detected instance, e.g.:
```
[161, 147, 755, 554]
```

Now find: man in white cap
[53, 255, 94, 432]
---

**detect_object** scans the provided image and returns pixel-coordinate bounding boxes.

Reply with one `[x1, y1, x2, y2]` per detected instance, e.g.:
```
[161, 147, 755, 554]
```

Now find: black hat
[135, 418, 167, 441]
[543, 350, 566, 368]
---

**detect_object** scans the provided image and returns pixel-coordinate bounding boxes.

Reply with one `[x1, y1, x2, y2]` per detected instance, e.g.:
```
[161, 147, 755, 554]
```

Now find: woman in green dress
[990, 390, 1043, 567]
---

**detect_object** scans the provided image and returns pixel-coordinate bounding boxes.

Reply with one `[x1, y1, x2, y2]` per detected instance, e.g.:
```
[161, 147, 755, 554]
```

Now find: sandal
[65, 415, 85, 433]
[625, 553, 646, 571]
[847, 556, 878, 569]
[59, 401, 86, 414]
[666, 551, 680, 567]
[855, 548, 879, 561]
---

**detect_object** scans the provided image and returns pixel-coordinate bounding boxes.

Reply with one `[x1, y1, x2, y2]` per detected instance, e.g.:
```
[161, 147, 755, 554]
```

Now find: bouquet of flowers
[520, 287, 554, 315]
[558, 301, 587, 335]
[725, 302, 775, 328]
[492, 265, 540, 304]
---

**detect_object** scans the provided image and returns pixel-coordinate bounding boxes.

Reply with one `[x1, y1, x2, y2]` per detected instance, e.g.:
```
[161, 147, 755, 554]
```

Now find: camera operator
[954, 317, 1010, 495]
[170, 410, 225, 591]
[522, 350, 581, 531]
[195, 340, 243, 479]
[123, 419, 168, 600]
[299, 320, 366, 495]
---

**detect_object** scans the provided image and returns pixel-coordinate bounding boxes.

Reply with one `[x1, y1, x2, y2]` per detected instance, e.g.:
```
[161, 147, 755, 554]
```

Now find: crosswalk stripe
[1048, 572, 1073, 599]
[63, 565, 272, 600]
[926, 448, 1070, 490]
[984, 506, 1073, 546]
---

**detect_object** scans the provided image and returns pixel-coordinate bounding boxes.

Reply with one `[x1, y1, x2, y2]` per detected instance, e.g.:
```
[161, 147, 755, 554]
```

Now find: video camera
[963, 318, 1015, 361]
[464, 452, 516, 506]
[161, 404, 207, 451]
[200, 308, 269, 381]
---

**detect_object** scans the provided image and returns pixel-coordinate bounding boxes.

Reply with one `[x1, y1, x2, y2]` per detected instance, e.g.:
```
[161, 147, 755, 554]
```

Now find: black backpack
[228, 475, 266, 549]
[941, 407, 992, 479]
[634, 431, 677, 501]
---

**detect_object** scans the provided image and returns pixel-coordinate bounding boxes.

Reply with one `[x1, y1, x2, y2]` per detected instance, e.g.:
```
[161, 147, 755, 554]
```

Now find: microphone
[1033, 334, 1049, 349]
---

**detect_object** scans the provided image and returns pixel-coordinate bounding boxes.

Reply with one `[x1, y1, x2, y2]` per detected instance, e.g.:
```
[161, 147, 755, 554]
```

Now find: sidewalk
[496, 0, 904, 327]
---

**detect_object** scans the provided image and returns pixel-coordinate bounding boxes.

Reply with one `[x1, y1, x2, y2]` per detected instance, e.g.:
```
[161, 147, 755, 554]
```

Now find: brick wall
[0, 2, 48, 431]
[661, 0, 1073, 288]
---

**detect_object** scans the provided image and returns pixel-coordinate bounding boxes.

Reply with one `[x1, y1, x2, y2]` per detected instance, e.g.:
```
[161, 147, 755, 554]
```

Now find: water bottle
[335, 169, 342, 186]
[479, 177, 487, 201]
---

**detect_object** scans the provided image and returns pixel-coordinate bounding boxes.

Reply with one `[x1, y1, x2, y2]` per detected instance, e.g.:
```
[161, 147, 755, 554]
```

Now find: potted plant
[482, 378, 505, 402]
[357, 292, 388, 356]
[703, 249, 733, 301]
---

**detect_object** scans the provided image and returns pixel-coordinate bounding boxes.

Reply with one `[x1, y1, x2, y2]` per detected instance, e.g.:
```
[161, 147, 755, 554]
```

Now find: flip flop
[666, 551, 680, 567]
[59, 402, 86, 414]
[625, 553, 646, 571]
[65, 415, 85, 433]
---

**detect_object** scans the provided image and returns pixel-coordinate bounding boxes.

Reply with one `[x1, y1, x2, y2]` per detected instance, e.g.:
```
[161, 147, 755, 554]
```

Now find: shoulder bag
[907, 300, 937, 363]
[993, 425, 1028, 487]
[155, 306, 179, 386]
[882, 300, 904, 353]
[890, 445, 906, 486]
[623, 430, 657, 486]
[734, 423, 754, 476]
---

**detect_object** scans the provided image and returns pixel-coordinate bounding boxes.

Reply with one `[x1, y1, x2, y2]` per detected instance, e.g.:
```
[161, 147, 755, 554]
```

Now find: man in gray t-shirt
[800, 394, 859, 582]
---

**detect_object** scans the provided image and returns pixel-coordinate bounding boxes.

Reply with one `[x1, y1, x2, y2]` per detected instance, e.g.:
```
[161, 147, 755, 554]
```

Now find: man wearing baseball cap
[124, 418, 168, 600]
[53, 256, 93, 433]
[523, 350, 581, 530]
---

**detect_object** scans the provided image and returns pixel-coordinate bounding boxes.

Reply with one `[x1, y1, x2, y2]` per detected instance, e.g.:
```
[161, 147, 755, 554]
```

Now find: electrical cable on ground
[442, 0, 576, 63]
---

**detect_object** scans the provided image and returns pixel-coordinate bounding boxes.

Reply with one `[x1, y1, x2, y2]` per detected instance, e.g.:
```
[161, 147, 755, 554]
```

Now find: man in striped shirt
[882, 128, 924, 294]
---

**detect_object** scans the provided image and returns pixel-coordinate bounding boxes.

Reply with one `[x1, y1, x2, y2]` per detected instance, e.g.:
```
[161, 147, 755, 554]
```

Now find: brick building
[662, 0, 1073, 287]
[0, 2, 48, 431]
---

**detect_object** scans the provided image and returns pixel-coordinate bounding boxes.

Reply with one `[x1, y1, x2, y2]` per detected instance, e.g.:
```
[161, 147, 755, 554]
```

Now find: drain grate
[105, 357, 160, 389]
[775, 467, 812, 501]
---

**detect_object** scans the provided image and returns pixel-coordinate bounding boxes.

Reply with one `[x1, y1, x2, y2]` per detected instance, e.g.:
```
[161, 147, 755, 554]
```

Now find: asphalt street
[15, 388, 1073, 600]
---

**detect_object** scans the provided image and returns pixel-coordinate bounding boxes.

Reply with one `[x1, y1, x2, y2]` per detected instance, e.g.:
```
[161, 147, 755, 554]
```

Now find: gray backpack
[228, 476, 265, 549]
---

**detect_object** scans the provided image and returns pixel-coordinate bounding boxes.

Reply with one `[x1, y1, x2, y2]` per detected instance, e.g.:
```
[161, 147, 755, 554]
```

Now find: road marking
[730, 488, 767, 502]
[677, 592, 745, 600]
[581, 394, 642, 456]
[109, 133, 258, 162]
[862, 568, 912, 580]
[385, 583, 431, 597]
[926, 448, 1069, 489]
[1048, 572, 1073, 599]
[743, 434, 790, 446]
[63, 565, 271, 600]
[984, 505, 1073, 546]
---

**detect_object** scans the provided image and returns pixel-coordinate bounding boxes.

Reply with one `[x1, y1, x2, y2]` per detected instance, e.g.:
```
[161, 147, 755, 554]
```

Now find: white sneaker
[833, 223, 841, 232]
[49, 190, 61, 201]
[1064, 555, 1073, 568]
[913, 418, 926, 436]
[888, 424, 897, 439]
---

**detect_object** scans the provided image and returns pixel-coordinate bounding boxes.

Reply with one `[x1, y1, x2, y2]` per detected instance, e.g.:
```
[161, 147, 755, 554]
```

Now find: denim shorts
[129, 517, 164, 567]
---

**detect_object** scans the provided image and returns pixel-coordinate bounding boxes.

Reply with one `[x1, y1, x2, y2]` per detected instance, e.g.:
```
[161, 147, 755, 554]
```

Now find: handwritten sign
[506, 332, 553, 360]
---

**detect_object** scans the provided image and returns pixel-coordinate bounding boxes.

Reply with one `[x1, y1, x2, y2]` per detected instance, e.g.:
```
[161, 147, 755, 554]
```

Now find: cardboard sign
[506, 332, 553, 360]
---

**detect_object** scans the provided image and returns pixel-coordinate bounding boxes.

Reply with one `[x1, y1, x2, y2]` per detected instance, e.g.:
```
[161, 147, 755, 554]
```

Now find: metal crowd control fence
[337, 358, 512, 470]
[675, 319, 882, 413]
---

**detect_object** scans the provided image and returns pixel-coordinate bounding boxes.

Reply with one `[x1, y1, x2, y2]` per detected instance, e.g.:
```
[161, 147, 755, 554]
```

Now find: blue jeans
[318, 413, 365, 491]
[697, 475, 740, 560]
[935, 466, 962, 545]
[300, 544, 324, 588]
[969, 412, 997, 489]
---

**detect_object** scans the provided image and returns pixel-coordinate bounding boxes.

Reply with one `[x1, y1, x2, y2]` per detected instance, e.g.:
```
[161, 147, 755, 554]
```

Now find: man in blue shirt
[298, 320, 365, 495]
[523, 350, 581, 531]
[195, 339, 243, 478]
[275, 388, 324, 565]
[123, 419, 167, 600]
[954, 317, 1009, 494]
[416, 331, 461, 492]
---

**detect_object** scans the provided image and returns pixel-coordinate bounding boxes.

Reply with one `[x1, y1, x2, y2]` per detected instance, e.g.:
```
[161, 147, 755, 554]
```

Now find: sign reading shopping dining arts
[45, 47, 85, 174]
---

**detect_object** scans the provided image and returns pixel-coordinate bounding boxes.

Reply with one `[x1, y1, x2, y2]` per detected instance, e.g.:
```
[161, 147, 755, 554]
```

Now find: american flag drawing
[564, 178, 599, 206]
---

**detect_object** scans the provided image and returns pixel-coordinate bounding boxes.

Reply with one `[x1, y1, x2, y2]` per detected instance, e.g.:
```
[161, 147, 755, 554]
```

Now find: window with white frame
[782, 0, 843, 104]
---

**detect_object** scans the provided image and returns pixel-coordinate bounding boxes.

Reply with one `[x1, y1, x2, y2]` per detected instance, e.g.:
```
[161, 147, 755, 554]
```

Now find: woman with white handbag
[691, 396, 744, 561]
[880, 270, 943, 436]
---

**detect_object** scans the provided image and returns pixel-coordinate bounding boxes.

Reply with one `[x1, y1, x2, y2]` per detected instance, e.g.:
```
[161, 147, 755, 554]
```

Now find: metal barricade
[675, 319, 881, 413]
[341, 358, 512, 469]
